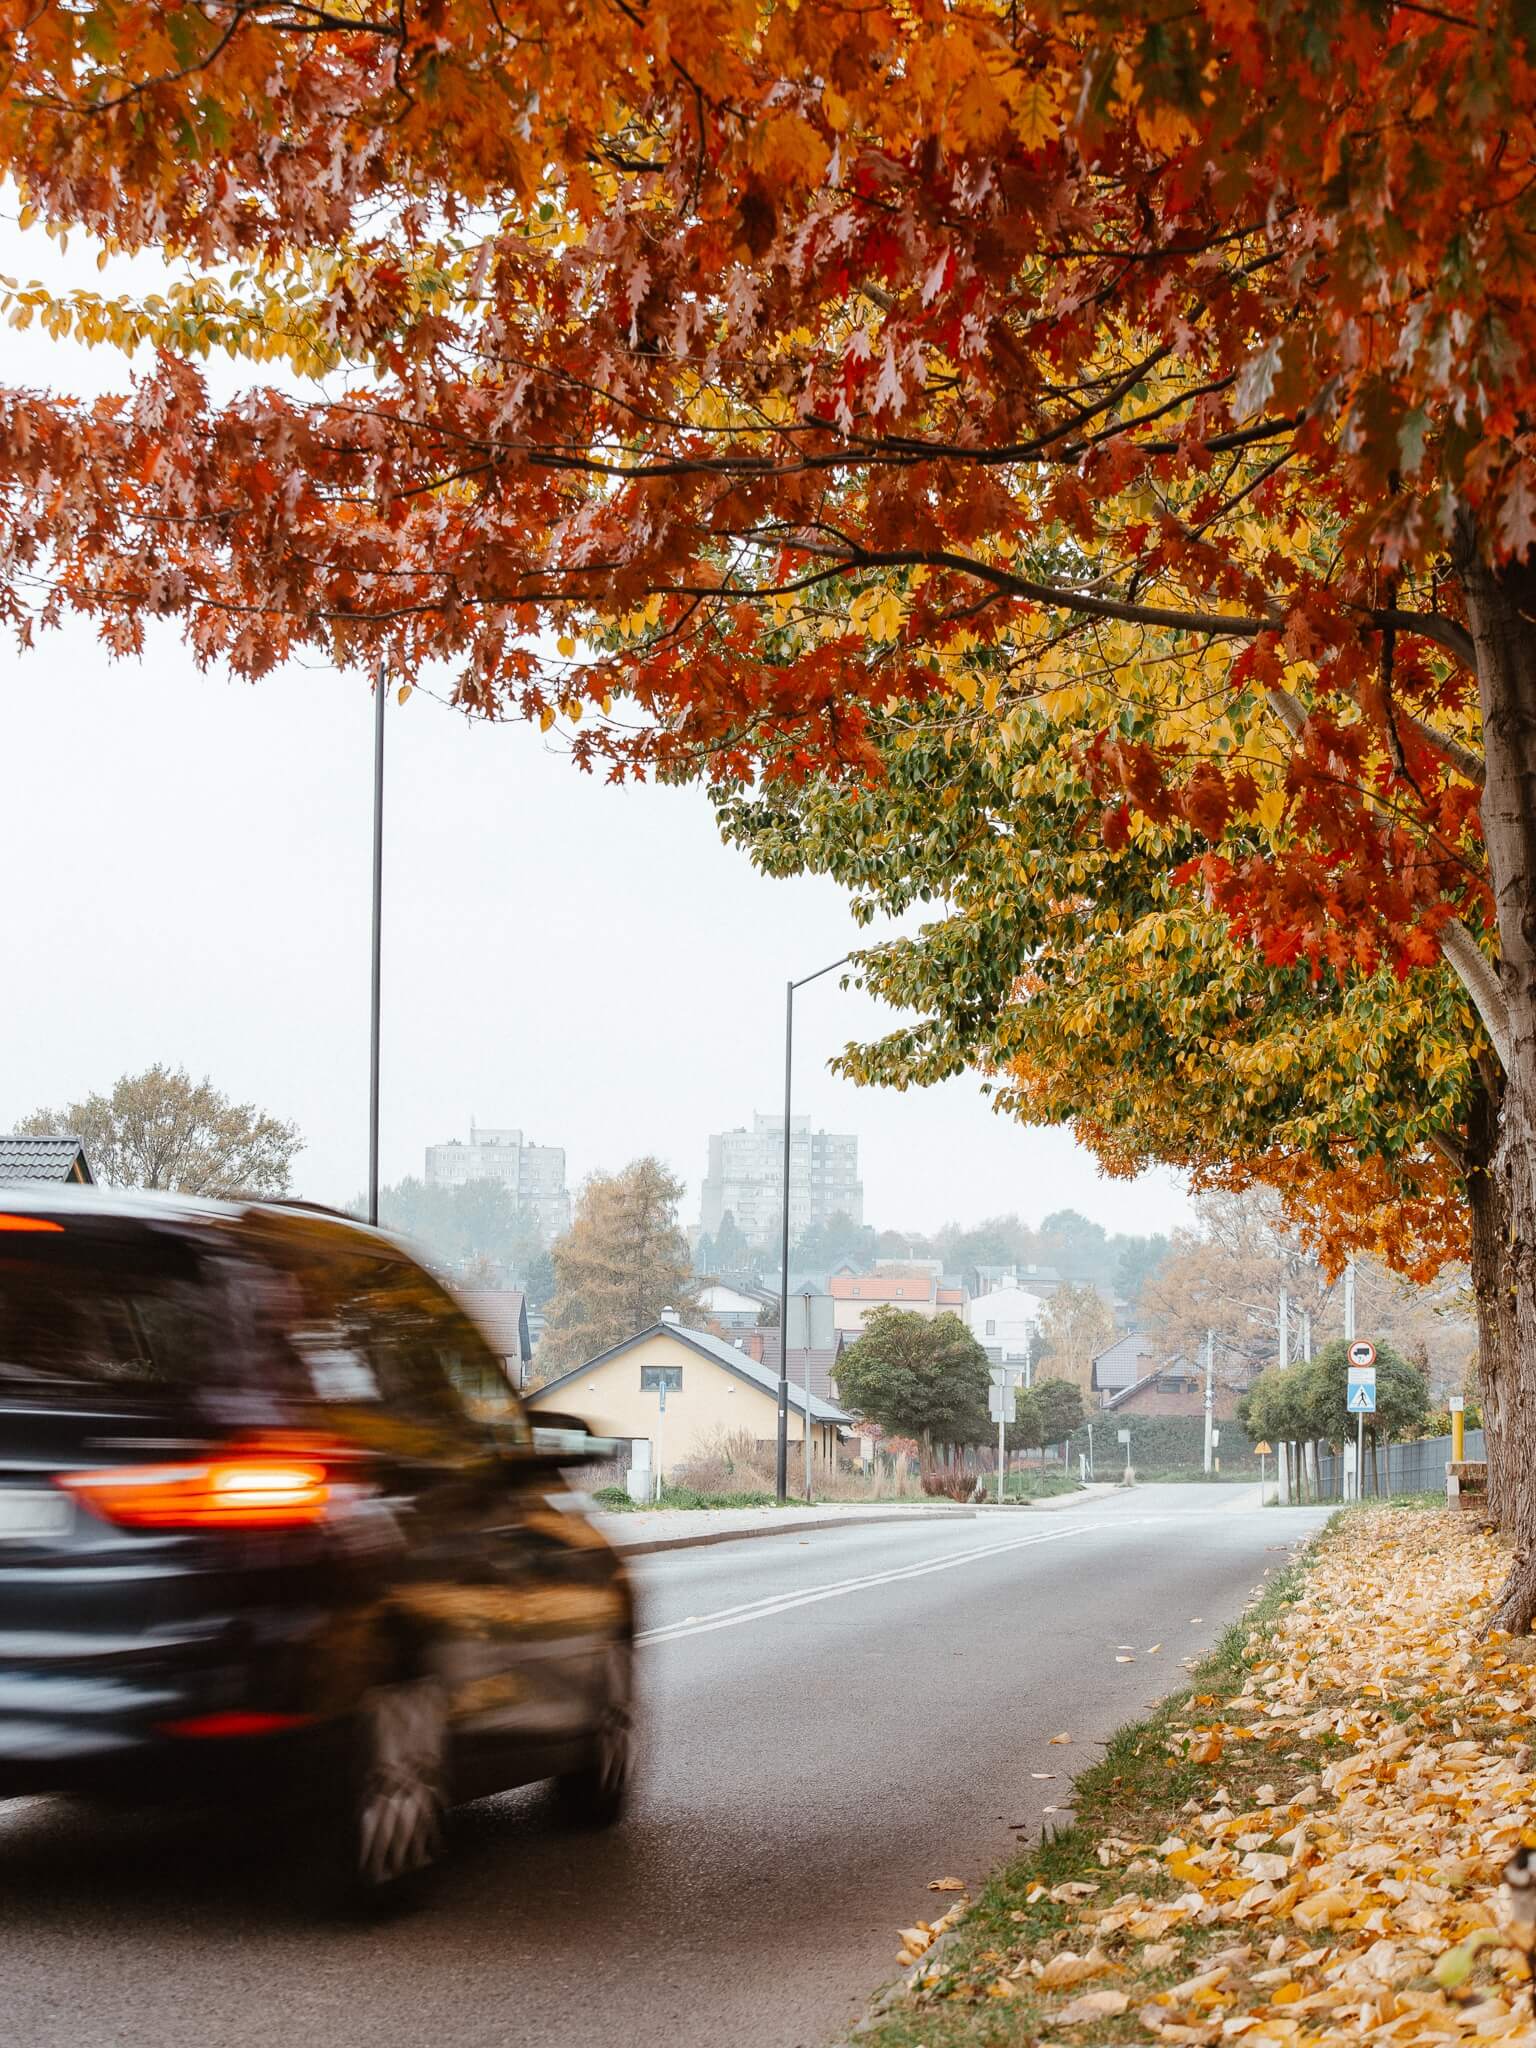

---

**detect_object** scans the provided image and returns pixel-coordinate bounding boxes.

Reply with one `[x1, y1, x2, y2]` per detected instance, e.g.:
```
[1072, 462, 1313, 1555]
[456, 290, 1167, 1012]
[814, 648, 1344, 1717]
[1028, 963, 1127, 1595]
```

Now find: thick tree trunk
[1459, 535, 1536, 1629]
[1463, 1066, 1513, 1530]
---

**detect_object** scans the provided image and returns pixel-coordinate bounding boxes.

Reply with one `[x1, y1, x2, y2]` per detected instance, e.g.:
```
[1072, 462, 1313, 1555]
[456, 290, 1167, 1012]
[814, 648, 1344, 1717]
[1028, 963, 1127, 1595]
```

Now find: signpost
[989, 1367, 1021, 1503]
[1254, 1438, 1273, 1499]
[1346, 1341, 1377, 1500]
[641, 1365, 683, 1500]
[1117, 1425, 1132, 1483]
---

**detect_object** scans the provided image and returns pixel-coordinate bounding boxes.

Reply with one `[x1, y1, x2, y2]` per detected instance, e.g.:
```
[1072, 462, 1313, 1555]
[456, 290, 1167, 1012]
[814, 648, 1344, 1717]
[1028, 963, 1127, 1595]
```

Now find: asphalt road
[0, 1483, 1328, 2048]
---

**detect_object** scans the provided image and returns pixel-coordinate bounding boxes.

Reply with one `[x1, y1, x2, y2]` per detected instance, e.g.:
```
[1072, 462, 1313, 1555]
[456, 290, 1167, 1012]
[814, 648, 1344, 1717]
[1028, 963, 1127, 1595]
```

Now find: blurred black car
[0, 1187, 633, 1903]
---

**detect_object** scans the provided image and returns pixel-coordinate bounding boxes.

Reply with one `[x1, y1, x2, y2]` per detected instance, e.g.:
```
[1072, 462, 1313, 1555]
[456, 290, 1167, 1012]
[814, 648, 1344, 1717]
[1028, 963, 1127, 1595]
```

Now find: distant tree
[835, 1308, 991, 1449]
[1033, 1377, 1086, 1449]
[1113, 1234, 1171, 1311]
[1005, 1386, 1044, 1459]
[1038, 1210, 1112, 1286]
[875, 1227, 938, 1261]
[935, 1214, 1039, 1274]
[713, 1209, 753, 1274]
[1038, 1283, 1115, 1395]
[756, 1297, 779, 1328]
[523, 1248, 556, 1312]
[18, 1064, 299, 1197]
[362, 1174, 544, 1282]
[537, 1158, 699, 1375]
[1240, 1339, 1429, 1471]
[794, 1210, 877, 1271]
[693, 1231, 717, 1276]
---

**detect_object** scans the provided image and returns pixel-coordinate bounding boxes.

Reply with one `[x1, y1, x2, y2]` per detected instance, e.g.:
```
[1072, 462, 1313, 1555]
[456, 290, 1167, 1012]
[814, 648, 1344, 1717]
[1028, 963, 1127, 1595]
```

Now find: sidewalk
[594, 1483, 1117, 1556]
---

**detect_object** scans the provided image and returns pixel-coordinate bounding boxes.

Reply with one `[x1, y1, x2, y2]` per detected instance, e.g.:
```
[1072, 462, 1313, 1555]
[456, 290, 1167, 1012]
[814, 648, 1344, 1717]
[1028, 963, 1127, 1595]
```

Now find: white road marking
[636, 1521, 1111, 1646]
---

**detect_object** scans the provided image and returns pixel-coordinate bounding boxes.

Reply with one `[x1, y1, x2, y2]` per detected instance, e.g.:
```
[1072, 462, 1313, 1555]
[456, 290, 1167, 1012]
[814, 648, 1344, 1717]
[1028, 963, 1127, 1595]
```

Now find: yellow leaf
[1055, 1989, 1129, 2024]
[1014, 76, 1060, 153]
[395, 683, 412, 706]
[556, 634, 576, 657]
[927, 1877, 967, 1892]
[1049, 1731, 1072, 1744]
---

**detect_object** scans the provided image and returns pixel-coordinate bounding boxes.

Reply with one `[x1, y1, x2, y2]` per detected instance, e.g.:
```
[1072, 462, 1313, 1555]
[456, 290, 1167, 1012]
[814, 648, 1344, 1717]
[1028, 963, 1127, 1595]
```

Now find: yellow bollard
[1451, 1400, 1466, 1464]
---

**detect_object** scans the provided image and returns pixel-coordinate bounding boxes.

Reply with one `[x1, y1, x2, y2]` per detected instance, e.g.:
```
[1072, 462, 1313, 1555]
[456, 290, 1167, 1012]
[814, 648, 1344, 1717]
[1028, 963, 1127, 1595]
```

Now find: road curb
[607, 1508, 978, 1557]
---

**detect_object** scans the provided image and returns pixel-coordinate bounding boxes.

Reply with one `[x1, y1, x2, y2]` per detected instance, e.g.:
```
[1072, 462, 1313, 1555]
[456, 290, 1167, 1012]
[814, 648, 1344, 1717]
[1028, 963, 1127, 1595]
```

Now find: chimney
[659, 1306, 681, 1326]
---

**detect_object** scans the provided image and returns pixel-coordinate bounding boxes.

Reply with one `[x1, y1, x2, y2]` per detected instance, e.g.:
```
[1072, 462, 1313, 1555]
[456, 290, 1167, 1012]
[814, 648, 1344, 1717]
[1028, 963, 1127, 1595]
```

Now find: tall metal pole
[1279, 1288, 1289, 1372]
[1344, 1258, 1356, 1342]
[776, 980, 794, 1504]
[367, 666, 386, 1227]
[1203, 1327, 1215, 1474]
[1302, 1308, 1313, 1361]
[773, 954, 851, 1506]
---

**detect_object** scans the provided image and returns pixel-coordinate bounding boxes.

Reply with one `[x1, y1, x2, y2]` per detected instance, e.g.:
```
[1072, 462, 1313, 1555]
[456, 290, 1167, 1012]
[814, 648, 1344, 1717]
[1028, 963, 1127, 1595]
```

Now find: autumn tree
[1037, 1285, 1115, 1397]
[537, 1158, 698, 1376]
[18, 1065, 299, 1198]
[834, 1308, 991, 1450]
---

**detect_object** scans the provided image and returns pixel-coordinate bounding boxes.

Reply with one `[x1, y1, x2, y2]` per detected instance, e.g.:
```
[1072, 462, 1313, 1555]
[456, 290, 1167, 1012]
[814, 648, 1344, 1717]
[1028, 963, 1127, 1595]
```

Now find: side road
[595, 1483, 1125, 1556]
[853, 1504, 1533, 2048]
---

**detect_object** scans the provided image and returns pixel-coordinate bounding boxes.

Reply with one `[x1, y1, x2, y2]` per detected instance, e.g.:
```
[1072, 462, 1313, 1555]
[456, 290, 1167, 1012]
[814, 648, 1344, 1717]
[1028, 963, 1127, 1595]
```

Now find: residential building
[696, 1280, 776, 1331]
[967, 1283, 1044, 1367]
[424, 1121, 571, 1241]
[699, 1113, 861, 1244]
[524, 1312, 848, 1478]
[1091, 1335, 1254, 1414]
[827, 1269, 969, 1337]
[456, 1289, 534, 1389]
[0, 1135, 93, 1184]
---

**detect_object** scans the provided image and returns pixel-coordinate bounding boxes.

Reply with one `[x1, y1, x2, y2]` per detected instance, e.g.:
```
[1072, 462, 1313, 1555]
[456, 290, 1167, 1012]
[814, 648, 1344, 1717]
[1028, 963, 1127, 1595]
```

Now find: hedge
[1069, 1412, 1260, 1475]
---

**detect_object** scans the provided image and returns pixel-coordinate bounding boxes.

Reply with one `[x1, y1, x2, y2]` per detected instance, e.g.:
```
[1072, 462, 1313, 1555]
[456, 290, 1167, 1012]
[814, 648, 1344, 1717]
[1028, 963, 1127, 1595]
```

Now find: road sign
[1347, 1367, 1377, 1414]
[1117, 1428, 1131, 1446]
[988, 1386, 1017, 1424]
[990, 1366, 1025, 1388]
[1347, 1340, 1377, 1369]
[1254, 1440, 1273, 1456]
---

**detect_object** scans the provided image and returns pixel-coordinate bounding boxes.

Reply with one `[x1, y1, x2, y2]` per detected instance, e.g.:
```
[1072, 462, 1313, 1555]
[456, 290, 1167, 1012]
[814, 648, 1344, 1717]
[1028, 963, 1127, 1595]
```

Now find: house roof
[1090, 1332, 1156, 1392]
[0, 1135, 94, 1185]
[748, 1329, 844, 1405]
[526, 1320, 852, 1424]
[456, 1289, 532, 1364]
[1101, 1363, 1200, 1410]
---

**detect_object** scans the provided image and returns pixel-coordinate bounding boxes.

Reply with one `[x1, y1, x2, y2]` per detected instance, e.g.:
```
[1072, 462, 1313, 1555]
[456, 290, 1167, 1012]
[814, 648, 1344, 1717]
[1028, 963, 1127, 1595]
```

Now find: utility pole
[1279, 1288, 1289, 1372]
[1203, 1328, 1215, 1474]
[1344, 1258, 1356, 1342]
[1302, 1308, 1313, 1361]
[367, 664, 386, 1227]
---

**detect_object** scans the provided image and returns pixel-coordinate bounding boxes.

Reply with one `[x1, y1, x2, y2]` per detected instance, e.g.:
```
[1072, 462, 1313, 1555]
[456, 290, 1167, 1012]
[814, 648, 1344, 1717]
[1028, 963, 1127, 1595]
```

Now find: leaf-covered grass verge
[850, 1501, 1536, 2048]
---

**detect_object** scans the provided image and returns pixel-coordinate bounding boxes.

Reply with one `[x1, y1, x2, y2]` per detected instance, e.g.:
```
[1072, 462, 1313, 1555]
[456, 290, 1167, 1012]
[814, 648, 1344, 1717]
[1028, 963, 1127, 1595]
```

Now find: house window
[986, 1320, 996, 1337]
[640, 1366, 683, 1393]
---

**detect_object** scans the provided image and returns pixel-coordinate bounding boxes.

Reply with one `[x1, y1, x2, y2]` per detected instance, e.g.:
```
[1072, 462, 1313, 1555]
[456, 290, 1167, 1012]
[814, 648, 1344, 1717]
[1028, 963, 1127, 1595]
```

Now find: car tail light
[57, 1454, 331, 1530]
[156, 1712, 318, 1739]
[0, 1214, 63, 1232]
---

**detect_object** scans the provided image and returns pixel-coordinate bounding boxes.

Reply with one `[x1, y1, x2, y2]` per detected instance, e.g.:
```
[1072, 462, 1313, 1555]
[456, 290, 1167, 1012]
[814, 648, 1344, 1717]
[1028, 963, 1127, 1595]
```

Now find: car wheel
[325, 1676, 447, 1910]
[558, 1644, 633, 1829]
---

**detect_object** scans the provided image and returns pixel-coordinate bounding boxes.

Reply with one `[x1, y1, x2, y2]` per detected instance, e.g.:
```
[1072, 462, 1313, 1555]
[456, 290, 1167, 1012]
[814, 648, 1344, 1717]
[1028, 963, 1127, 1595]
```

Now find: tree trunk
[1459, 533, 1536, 1630]
[1463, 1064, 1513, 1530]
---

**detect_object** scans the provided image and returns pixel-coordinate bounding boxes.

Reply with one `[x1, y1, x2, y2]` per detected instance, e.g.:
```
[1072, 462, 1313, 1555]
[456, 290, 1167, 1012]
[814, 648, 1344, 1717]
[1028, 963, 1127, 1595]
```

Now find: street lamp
[775, 953, 850, 1505]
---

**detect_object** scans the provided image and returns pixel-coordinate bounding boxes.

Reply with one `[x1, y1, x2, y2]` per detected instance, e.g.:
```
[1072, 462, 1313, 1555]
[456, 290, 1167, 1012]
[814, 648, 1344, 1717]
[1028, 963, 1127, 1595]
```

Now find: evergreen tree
[835, 1308, 992, 1449]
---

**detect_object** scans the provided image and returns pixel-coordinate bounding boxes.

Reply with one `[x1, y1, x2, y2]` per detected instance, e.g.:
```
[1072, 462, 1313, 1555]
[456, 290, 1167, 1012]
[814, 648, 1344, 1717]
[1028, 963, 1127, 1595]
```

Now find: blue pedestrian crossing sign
[1347, 1365, 1377, 1414]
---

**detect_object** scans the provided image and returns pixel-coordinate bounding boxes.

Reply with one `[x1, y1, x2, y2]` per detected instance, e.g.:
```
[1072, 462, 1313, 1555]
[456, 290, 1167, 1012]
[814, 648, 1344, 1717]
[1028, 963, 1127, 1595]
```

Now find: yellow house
[524, 1316, 848, 1478]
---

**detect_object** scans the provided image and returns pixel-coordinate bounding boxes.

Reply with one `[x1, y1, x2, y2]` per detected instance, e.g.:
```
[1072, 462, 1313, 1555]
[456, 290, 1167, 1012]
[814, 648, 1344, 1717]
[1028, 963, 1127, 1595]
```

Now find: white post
[1203, 1328, 1215, 1474]
[1302, 1309, 1312, 1362]
[1279, 1290, 1289, 1372]
[998, 1411, 1006, 1504]
[1344, 1259, 1356, 1343]
[1277, 1440, 1291, 1504]
[655, 1382, 666, 1497]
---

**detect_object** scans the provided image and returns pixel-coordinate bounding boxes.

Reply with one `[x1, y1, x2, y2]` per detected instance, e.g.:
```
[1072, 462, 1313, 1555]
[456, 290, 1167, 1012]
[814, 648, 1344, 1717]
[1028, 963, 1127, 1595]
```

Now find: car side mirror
[526, 1410, 622, 1465]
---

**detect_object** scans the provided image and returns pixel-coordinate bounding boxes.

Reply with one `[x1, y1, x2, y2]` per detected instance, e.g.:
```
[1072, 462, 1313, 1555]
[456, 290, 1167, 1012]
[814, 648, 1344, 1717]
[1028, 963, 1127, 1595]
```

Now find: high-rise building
[700, 1113, 862, 1246]
[424, 1123, 571, 1242]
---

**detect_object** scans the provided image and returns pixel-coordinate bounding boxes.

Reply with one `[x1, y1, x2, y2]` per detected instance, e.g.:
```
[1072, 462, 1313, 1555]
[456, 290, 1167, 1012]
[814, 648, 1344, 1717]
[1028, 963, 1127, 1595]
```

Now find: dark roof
[1090, 1332, 1156, 1392]
[749, 1330, 844, 1405]
[527, 1320, 851, 1424]
[0, 1135, 94, 1185]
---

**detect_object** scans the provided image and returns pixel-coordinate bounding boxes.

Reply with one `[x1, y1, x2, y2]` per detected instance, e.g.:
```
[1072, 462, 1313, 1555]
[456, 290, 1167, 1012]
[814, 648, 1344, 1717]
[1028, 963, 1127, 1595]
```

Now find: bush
[922, 1466, 983, 1501]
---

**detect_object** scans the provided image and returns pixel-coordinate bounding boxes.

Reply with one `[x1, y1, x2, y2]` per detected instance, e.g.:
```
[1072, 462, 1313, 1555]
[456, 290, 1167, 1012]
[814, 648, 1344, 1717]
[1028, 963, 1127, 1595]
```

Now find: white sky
[0, 217, 1192, 1238]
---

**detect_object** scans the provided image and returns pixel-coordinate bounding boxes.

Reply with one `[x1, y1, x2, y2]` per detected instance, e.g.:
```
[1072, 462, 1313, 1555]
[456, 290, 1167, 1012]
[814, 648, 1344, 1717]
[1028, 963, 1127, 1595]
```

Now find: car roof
[0, 1182, 400, 1253]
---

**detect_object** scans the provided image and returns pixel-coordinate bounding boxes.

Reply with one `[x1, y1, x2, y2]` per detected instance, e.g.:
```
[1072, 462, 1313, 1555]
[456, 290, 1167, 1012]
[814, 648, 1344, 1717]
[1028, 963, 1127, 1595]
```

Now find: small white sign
[1347, 1371, 1377, 1414]
[988, 1386, 1017, 1423]
[1117, 1428, 1132, 1446]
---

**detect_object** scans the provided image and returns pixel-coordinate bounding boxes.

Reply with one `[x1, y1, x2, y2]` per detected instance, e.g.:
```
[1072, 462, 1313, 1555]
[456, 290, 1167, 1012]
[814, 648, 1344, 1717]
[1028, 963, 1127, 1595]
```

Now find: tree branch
[1439, 919, 1510, 1073]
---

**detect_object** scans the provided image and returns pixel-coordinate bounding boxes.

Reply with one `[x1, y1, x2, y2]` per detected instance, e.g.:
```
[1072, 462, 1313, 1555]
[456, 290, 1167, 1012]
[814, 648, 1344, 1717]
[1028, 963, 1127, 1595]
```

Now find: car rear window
[0, 1228, 224, 1392]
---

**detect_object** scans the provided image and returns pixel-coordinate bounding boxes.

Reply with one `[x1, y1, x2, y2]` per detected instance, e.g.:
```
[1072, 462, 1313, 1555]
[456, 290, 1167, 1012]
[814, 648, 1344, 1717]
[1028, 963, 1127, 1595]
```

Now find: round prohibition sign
[1347, 1340, 1377, 1369]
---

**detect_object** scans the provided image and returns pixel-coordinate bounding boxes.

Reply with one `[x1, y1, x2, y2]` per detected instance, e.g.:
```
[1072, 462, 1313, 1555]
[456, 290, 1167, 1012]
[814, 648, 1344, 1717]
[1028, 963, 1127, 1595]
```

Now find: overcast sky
[0, 216, 1193, 1240]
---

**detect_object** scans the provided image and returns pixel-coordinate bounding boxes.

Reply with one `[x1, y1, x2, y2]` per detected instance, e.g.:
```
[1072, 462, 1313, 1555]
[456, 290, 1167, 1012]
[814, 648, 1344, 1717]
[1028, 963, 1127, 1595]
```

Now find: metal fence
[1312, 1429, 1483, 1501]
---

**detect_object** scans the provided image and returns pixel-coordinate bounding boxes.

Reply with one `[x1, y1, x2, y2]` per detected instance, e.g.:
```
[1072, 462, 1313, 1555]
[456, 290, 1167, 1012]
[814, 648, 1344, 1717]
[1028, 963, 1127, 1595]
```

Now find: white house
[967, 1284, 1044, 1365]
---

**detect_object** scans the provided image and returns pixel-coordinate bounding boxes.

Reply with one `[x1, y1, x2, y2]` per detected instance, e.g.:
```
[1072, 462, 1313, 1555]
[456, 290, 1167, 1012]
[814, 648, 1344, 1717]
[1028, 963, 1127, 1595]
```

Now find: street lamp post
[776, 954, 850, 1505]
[367, 665, 386, 1227]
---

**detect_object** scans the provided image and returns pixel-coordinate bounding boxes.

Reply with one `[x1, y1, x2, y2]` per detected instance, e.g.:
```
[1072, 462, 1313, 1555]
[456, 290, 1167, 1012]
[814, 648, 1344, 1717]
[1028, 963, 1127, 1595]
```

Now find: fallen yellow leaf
[927, 1877, 966, 1892]
[1054, 1988, 1129, 2023]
